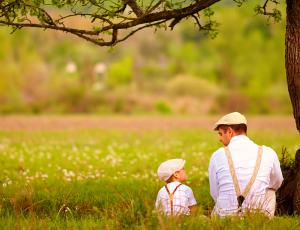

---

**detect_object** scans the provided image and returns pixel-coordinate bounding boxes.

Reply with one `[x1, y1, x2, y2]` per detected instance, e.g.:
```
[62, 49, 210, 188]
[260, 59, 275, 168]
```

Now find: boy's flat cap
[157, 159, 185, 182]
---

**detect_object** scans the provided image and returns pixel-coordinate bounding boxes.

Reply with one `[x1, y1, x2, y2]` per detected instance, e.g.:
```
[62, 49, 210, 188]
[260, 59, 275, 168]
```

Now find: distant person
[209, 112, 283, 217]
[156, 159, 197, 215]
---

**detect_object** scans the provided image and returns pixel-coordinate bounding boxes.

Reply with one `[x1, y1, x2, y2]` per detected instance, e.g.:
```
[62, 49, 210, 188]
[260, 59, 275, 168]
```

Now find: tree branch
[117, 19, 168, 43]
[101, 0, 221, 32]
[0, 20, 98, 35]
[0, 0, 221, 46]
[123, 0, 144, 17]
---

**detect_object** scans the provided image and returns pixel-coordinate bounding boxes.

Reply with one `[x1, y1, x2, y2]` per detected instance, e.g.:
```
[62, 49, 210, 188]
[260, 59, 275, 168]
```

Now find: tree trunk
[286, 0, 300, 132]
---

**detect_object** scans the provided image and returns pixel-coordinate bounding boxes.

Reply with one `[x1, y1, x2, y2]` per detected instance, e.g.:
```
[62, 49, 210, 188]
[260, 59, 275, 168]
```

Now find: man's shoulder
[261, 145, 278, 158]
[261, 145, 275, 151]
[211, 147, 225, 161]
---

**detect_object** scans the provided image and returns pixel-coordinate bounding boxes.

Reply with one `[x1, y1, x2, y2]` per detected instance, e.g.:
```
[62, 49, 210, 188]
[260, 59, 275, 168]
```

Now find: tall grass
[0, 128, 298, 229]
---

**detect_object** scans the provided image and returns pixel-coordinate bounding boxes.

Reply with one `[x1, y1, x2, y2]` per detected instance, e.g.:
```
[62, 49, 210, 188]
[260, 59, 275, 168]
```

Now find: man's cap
[213, 112, 247, 130]
[157, 159, 185, 182]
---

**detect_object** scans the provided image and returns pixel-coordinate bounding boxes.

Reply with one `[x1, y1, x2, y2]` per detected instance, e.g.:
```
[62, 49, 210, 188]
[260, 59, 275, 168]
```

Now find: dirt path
[0, 115, 297, 131]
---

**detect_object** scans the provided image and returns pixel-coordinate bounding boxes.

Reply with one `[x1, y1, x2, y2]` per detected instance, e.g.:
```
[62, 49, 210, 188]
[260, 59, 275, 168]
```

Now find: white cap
[157, 159, 185, 182]
[213, 112, 247, 130]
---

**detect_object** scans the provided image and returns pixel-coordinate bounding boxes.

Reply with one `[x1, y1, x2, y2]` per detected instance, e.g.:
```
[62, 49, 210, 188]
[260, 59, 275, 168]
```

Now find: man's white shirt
[155, 181, 197, 215]
[209, 135, 283, 216]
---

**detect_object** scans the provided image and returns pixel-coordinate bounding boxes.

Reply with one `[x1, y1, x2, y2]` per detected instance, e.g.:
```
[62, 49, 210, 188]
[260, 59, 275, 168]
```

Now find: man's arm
[269, 149, 284, 190]
[209, 156, 218, 202]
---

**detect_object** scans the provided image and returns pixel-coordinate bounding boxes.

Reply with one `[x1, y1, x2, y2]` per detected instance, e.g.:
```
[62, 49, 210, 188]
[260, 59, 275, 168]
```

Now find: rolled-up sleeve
[269, 150, 283, 190]
[187, 187, 197, 206]
[209, 156, 218, 202]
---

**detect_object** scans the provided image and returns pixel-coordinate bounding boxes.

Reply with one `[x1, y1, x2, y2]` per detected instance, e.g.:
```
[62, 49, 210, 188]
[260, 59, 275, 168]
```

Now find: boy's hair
[166, 174, 175, 183]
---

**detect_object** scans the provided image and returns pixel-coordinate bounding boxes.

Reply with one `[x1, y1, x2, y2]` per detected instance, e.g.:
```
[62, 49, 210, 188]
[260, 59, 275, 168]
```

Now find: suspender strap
[243, 146, 263, 197]
[225, 146, 263, 208]
[165, 184, 182, 215]
[225, 147, 241, 197]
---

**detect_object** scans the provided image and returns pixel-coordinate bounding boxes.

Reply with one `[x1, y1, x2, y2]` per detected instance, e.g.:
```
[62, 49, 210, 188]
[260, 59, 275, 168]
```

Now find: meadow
[0, 116, 299, 229]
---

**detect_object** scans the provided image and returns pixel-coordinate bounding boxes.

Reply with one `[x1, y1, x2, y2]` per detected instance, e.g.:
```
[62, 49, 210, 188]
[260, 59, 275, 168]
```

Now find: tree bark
[286, 0, 300, 132]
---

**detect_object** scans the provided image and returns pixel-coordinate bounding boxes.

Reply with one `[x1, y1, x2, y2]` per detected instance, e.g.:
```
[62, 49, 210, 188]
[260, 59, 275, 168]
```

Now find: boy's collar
[167, 181, 181, 185]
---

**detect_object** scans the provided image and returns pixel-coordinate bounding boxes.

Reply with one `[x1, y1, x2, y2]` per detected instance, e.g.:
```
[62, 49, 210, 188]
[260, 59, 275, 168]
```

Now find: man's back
[209, 135, 283, 216]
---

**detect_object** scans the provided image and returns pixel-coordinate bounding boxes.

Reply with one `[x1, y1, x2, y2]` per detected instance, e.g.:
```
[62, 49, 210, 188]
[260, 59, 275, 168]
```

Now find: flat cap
[157, 159, 185, 182]
[213, 112, 247, 130]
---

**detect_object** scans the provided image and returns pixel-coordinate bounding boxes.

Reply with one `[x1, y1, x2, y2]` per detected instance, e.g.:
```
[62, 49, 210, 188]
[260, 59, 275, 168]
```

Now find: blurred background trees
[0, 3, 290, 115]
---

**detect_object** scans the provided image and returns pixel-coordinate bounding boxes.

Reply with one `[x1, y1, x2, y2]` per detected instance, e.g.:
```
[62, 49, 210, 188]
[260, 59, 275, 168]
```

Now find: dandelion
[41, 174, 49, 180]
[64, 206, 71, 213]
[0, 144, 6, 150]
[62, 169, 76, 181]
[72, 146, 78, 152]
[104, 153, 122, 166]
[95, 150, 101, 155]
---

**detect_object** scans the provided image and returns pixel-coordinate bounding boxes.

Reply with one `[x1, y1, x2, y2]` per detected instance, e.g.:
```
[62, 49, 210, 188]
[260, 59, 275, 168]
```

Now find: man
[209, 112, 283, 217]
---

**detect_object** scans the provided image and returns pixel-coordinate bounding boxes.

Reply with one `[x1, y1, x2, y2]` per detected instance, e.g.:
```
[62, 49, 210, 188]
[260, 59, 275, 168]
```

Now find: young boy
[155, 158, 197, 215]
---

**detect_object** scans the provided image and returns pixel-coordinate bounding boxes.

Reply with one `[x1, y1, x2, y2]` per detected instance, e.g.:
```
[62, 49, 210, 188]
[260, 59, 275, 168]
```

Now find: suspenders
[165, 183, 182, 215]
[225, 146, 263, 209]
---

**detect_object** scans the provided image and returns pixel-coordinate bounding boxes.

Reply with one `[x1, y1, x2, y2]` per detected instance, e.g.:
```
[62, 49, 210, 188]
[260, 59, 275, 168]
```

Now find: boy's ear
[173, 171, 179, 178]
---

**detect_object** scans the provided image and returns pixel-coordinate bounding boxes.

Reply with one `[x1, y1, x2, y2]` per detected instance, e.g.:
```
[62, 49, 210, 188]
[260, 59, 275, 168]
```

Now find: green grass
[0, 128, 299, 229]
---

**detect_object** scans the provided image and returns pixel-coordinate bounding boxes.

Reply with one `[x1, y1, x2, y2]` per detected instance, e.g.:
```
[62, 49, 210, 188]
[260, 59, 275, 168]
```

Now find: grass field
[0, 116, 299, 229]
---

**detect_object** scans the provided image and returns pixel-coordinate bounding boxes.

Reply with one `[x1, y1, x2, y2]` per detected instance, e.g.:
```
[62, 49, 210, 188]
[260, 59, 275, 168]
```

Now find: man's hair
[217, 124, 247, 134]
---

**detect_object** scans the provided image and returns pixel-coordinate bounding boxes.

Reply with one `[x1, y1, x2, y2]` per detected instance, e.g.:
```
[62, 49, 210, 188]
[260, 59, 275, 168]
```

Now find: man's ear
[228, 127, 234, 135]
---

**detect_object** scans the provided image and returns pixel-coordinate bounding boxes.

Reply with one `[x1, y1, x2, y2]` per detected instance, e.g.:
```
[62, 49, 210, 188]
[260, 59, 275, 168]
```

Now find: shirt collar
[166, 181, 181, 189]
[167, 181, 181, 186]
[229, 135, 250, 144]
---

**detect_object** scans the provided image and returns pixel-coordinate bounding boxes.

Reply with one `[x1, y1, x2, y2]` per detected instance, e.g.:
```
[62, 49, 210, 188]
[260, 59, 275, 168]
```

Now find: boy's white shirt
[209, 135, 283, 216]
[155, 181, 197, 215]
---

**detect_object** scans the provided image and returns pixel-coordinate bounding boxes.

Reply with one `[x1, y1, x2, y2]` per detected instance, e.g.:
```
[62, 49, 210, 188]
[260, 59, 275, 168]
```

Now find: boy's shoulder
[179, 183, 192, 189]
[158, 183, 193, 192]
[170, 183, 194, 193]
[180, 184, 194, 193]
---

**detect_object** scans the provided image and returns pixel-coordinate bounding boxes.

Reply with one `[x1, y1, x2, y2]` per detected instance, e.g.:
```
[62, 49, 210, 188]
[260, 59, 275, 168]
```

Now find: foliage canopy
[0, 0, 282, 46]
